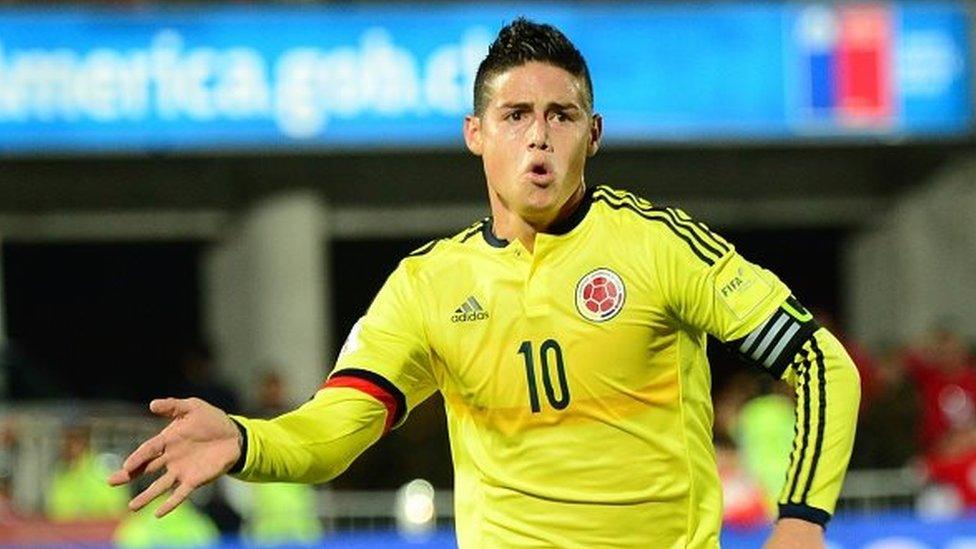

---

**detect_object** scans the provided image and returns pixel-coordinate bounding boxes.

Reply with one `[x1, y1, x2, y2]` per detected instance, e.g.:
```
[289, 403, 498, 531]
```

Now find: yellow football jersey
[234, 185, 859, 548]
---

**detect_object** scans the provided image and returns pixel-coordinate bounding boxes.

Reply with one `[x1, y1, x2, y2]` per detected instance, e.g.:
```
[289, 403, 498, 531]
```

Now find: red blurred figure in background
[905, 324, 976, 507]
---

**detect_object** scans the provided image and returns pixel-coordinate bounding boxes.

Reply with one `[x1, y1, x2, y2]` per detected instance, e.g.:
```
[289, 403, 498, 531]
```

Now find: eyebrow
[498, 102, 582, 111]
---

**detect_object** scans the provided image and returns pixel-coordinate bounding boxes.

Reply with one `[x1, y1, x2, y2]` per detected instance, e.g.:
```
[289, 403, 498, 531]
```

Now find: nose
[527, 114, 550, 151]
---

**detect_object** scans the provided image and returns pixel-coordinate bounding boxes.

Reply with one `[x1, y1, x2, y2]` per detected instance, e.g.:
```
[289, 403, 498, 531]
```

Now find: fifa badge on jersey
[575, 268, 625, 322]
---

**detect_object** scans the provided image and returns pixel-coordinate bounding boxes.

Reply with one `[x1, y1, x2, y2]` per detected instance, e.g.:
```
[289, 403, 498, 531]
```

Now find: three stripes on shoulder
[593, 186, 731, 266]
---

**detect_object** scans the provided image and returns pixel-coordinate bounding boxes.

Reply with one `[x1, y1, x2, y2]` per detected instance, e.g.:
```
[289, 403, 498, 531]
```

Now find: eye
[507, 111, 523, 122]
[551, 111, 571, 123]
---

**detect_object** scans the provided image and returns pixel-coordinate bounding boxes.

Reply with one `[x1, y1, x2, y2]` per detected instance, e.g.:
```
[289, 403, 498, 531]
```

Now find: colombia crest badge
[575, 268, 625, 322]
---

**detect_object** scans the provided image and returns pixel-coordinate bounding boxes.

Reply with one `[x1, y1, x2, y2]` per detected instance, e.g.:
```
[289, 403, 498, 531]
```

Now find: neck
[489, 183, 586, 253]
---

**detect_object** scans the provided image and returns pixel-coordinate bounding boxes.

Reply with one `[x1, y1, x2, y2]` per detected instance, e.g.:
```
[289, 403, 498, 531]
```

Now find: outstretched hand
[107, 397, 242, 518]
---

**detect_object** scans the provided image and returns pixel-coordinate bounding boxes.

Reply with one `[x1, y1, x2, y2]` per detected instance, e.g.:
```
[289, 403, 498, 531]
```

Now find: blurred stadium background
[0, 1, 974, 547]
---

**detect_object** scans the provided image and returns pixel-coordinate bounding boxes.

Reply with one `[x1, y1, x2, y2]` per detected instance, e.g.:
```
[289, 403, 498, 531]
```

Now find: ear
[463, 115, 484, 156]
[587, 113, 603, 157]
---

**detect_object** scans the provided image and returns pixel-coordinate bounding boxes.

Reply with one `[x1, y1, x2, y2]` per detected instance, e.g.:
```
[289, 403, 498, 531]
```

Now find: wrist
[226, 416, 248, 474]
[775, 517, 823, 531]
[765, 518, 825, 549]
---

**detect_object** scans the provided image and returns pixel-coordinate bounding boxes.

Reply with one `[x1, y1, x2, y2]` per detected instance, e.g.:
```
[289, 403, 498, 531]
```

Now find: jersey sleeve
[654, 209, 860, 527]
[226, 260, 440, 484]
[328, 260, 438, 429]
[653, 211, 791, 360]
[229, 388, 388, 484]
[775, 328, 860, 526]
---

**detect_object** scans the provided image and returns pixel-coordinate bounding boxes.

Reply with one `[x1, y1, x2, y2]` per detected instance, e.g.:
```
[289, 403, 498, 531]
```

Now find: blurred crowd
[0, 346, 323, 546]
[715, 319, 976, 526]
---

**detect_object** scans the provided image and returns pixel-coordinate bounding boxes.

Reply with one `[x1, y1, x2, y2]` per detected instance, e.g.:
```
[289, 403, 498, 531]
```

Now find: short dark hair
[473, 18, 593, 115]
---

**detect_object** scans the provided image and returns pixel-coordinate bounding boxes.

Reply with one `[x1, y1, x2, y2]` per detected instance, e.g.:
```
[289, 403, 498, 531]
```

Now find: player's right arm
[227, 388, 390, 483]
[234, 258, 438, 481]
[107, 390, 391, 517]
[110, 258, 437, 516]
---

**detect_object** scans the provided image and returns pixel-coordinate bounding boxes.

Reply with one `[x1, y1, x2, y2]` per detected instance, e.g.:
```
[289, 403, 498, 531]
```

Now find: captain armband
[725, 295, 820, 379]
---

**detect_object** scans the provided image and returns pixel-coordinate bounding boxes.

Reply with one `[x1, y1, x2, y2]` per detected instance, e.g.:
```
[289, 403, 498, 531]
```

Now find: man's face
[464, 62, 602, 223]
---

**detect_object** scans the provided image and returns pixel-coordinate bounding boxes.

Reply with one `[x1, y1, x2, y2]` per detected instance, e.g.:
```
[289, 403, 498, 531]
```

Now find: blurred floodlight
[395, 478, 436, 540]
[915, 483, 964, 520]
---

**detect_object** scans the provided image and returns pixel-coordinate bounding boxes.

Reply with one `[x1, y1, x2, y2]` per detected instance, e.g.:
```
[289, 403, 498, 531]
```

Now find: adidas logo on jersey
[451, 296, 489, 323]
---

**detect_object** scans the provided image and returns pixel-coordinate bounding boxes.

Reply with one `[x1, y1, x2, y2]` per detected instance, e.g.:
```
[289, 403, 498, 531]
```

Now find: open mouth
[526, 162, 555, 184]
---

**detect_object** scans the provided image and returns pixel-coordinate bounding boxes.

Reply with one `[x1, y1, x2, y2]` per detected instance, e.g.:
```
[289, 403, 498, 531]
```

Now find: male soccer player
[109, 19, 860, 548]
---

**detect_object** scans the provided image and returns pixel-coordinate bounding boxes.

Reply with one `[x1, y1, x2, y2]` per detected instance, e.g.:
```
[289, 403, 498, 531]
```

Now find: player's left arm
[656, 214, 860, 532]
[725, 292, 860, 531]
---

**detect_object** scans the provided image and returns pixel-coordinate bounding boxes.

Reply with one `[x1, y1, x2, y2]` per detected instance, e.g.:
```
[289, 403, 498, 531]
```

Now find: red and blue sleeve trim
[323, 368, 406, 434]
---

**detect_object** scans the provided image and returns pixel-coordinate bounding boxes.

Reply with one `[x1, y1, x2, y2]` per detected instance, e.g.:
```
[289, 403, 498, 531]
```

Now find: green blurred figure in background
[45, 424, 127, 521]
[242, 372, 323, 545]
[114, 497, 219, 548]
[244, 482, 322, 545]
[114, 455, 219, 549]
[735, 384, 796, 515]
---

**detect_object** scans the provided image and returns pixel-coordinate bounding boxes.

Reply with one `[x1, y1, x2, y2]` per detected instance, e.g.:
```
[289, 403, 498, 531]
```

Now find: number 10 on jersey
[517, 339, 571, 413]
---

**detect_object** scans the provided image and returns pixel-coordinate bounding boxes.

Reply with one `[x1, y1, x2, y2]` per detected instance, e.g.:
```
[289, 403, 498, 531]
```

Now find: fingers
[108, 463, 149, 486]
[107, 468, 132, 486]
[155, 482, 195, 518]
[108, 398, 201, 490]
[144, 453, 167, 476]
[108, 421, 169, 486]
[122, 397, 195, 473]
[149, 397, 192, 418]
[121, 433, 167, 476]
[129, 470, 176, 512]
[117, 452, 166, 484]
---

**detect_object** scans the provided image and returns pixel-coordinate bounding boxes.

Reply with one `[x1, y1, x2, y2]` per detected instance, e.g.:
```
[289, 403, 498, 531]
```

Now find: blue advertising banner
[722, 512, 976, 548]
[0, 2, 969, 154]
[0, 513, 974, 548]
